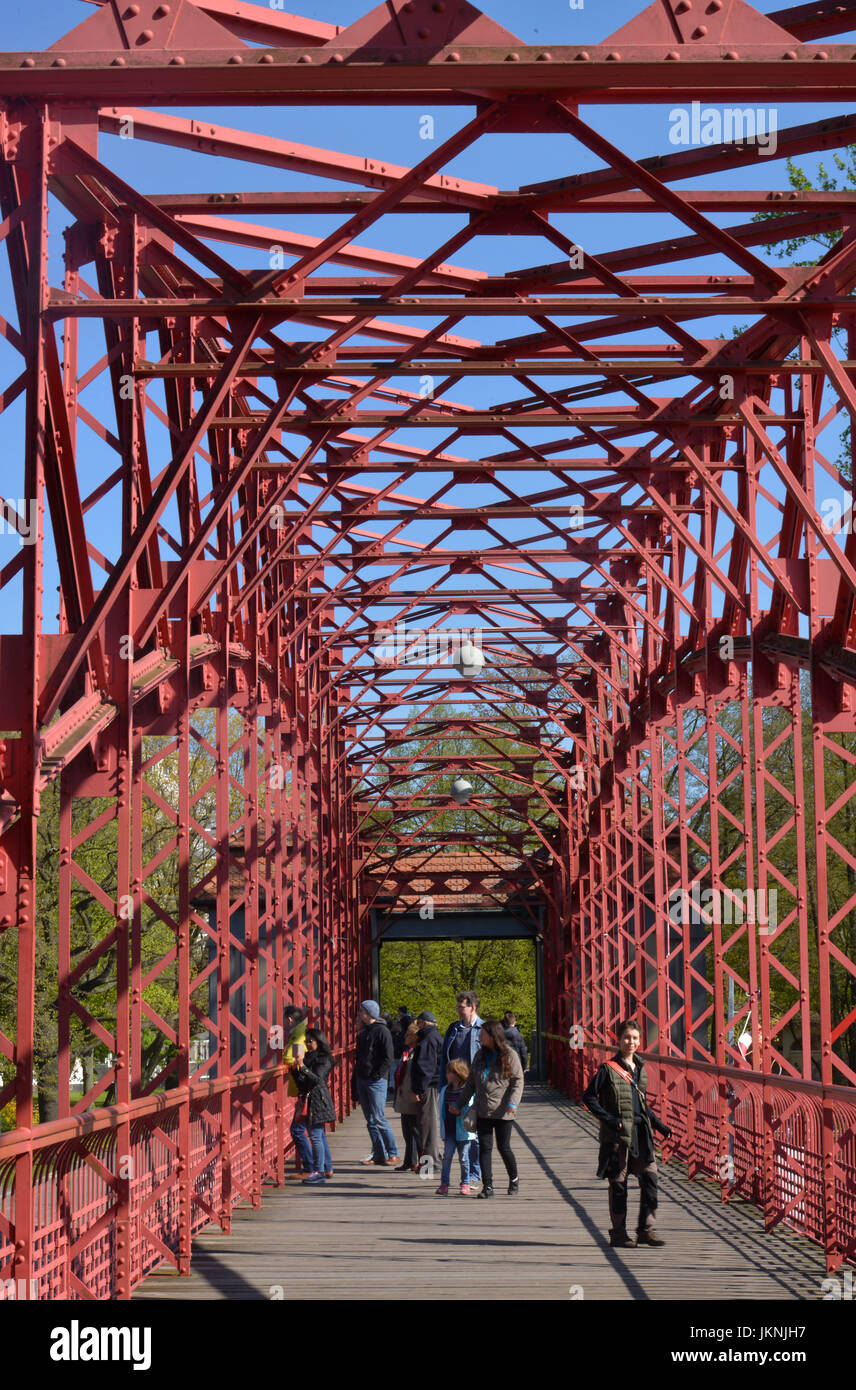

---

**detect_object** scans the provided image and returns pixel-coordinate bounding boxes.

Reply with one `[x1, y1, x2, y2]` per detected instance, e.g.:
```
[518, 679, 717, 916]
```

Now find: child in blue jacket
[436, 1058, 478, 1195]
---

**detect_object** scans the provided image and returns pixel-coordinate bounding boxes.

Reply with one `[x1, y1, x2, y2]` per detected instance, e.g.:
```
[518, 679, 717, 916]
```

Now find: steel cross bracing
[0, 0, 854, 1297]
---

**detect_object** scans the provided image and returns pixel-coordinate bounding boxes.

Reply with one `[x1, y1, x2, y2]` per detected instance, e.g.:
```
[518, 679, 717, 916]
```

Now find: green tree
[379, 938, 536, 1041]
[0, 708, 249, 1125]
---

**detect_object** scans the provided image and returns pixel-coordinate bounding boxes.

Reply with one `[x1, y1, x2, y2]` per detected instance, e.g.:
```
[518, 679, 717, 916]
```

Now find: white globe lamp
[455, 641, 484, 678]
[450, 776, 473, 805]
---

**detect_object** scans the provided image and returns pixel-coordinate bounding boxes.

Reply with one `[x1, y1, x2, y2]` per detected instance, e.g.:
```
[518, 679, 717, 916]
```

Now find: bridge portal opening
[372, 908, 544, 1079]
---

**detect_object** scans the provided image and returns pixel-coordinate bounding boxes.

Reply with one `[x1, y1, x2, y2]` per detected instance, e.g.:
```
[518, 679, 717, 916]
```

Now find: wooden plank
[133, 1087, 829, 1302]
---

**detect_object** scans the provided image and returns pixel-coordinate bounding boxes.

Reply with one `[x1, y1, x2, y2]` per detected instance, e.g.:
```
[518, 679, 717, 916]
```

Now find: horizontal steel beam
[146, 189, 856, 215]
[134, 357, 847, 379]
[47, 293, 856, 317]
[6, 46, 856, 104]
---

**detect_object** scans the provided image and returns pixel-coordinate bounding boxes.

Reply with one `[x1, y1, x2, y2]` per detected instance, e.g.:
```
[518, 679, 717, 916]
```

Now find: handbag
[461, 1103, 478, 1134]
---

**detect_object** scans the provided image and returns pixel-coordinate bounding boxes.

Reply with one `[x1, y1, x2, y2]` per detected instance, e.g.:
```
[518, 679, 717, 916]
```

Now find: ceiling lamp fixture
[450, 776, 474, 805]
[455, 641, 485, 677]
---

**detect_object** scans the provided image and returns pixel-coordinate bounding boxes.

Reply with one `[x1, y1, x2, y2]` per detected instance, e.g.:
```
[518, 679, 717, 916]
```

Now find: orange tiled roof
[365, 848, 528, 910]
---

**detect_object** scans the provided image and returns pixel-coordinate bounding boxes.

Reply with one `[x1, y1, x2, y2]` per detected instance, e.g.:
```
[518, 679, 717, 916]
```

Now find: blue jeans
[441, 1134, 475, 1187]
[291, 1115, 332, 1174]
[468, 1136, 482, 1183]
[356, 1077, 399, 1161]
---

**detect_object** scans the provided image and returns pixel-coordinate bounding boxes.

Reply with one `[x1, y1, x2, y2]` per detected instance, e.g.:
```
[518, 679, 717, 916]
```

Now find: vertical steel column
[13, 108, 50, 1299]
[175, 582, 193, 1270]
[113, 589, 134, 1299]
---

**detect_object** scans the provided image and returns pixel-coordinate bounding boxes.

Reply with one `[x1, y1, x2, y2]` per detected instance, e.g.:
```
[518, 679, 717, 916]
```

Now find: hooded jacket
[293, 1049, 337, 1126]
[438, 1083, 477, 1143]
[458, 1045, 524, 1118]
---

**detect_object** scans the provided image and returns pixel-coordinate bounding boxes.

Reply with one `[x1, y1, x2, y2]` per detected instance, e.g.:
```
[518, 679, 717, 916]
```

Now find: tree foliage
[0, 709, 250, 1122]
[379, 938, 536, 1042]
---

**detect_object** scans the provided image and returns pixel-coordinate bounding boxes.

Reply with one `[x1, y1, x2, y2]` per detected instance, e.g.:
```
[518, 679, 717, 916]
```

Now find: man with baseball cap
[352, 1000, 400, 1166]
[411, 1011, 443, 1176]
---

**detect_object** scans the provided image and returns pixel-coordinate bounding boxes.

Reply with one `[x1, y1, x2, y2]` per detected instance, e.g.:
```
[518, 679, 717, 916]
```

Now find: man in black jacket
[502, 1012, 529, 1072]
[411, 1010, 443, 1175]
[352, 1001, 400, 1166]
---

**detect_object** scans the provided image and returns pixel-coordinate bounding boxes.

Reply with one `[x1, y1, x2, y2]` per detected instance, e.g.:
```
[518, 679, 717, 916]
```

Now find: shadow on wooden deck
[134, 1086, 828, 1301]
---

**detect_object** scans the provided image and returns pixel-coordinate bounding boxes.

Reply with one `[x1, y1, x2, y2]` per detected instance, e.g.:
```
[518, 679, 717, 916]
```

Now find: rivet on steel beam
[298, 54, 312, 63]
[815, 50, 829, 59]
[675, 0, 691, 11]
[784, 50, 798, 58]
[607, 51, 622, 60]
[140, 28, 155, 41]
[260, 53, 274, 62]
[693, 25, 707, 37]
[124, 3, 140, 14]
[154, 3, 171, 15]
[230, 54, 244, 63]
[112, 56, 126, 65]
[576, 51, 590, 60]
[433, 1, 446, 11]
[330, 52, 344, 62]
[21, 57, 35, 67]
[537, 52, 552, 61]
[446, 51, 460, 61]
[724, 50, 739, 58]
[506, 51, 520, 61]
[709, 0, 722, 8]
[389, 52, 402, 61]
[53, 58, 67, 67]
[171, 55, 185, 64]
[666, 50, 680, 59]
[418, 27, 430, 38]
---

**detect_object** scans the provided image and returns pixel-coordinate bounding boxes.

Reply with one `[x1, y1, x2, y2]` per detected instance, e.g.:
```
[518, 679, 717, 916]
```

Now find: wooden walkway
[135, 1087, 828, 1301]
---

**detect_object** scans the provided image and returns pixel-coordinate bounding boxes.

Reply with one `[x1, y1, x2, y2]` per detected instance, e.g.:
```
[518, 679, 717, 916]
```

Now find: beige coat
[393, 1053, 419, 1116]
[459, 1045, 524, 1118]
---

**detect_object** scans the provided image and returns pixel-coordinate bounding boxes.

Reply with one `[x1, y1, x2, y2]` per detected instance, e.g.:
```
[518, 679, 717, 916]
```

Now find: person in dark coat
[393, 1019, 421, 1172]
[583, 1018, 671, 1247]
[502, 1012, 529, 1071]
[290, 1028, 337, 1185]
[351, 1000, 400, 1166]
[411, 1010, 443, 1175]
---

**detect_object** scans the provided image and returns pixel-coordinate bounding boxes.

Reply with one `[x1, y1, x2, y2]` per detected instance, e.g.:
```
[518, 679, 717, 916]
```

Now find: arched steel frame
[0, 0, 855, 1297]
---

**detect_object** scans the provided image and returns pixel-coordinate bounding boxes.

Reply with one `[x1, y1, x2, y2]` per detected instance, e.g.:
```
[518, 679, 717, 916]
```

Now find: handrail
[0, 1043, 357, 1157]
[539, 1033, 856, 1103]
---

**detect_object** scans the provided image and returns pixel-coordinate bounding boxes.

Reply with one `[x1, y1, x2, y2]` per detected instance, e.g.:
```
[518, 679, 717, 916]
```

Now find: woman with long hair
[290, 1026, 337, 1186]
[456, 1018, 524, 1198]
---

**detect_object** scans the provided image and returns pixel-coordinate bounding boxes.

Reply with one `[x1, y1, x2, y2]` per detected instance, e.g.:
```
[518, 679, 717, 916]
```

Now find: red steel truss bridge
[0, 0, 855, 1299]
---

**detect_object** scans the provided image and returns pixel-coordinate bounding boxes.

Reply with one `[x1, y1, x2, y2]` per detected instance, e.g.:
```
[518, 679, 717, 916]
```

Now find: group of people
[352, 992, 525, 1197]
[281, 997, 671, 1245]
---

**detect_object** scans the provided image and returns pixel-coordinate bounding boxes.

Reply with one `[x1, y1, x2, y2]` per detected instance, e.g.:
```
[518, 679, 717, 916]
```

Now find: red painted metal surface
[0, 0, 855, 1297]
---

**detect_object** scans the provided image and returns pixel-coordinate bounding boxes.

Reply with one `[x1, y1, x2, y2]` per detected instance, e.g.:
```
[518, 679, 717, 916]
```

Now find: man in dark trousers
[411, 1010, 443, 1177]
[502, 1012, 529, 1072]
[351, 1000, 401, 1166]
[583, 1018, 671, 1248]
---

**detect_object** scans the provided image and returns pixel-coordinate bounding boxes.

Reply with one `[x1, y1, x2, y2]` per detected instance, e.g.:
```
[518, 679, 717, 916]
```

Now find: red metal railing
[0, 1046, 355, 1300]
[550, 1036, 856, 1272]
